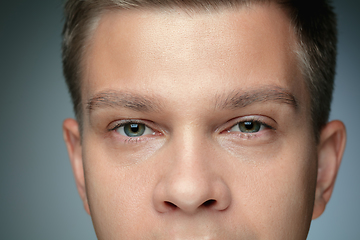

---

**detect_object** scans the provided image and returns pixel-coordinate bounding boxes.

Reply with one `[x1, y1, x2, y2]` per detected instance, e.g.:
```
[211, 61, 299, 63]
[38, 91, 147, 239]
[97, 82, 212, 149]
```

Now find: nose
[152, 134, 232, 214]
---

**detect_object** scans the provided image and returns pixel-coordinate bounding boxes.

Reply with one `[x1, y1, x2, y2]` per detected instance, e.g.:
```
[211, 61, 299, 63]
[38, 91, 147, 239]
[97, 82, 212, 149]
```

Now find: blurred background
[0, 0, 359, 239]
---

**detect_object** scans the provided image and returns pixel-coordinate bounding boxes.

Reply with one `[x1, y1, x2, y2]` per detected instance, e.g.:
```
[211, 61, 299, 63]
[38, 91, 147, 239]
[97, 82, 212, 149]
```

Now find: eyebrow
[215, 86, 298, 110]
[87, 86, 298, 114]
[87, 90, 162, 113]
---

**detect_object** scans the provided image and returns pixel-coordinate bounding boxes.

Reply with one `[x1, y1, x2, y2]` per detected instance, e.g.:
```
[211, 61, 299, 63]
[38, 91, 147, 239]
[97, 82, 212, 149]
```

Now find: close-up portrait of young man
[62, 0, 347, 239]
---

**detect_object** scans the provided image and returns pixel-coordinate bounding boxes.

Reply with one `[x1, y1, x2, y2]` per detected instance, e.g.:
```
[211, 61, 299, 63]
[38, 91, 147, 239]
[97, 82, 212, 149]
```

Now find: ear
[312, 120, 346, 219]
[63, 118, 90, 215]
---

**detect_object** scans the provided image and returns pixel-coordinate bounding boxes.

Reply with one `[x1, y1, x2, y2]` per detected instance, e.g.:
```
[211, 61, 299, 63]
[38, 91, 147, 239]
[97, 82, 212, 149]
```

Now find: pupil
[130, 124, 139, 133]
[244, 122, 253, 130]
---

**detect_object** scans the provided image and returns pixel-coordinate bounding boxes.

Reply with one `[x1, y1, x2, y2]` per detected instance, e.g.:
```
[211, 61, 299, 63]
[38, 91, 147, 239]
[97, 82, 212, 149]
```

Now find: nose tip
[153, 176, 231, 214]
[166, 178, 211, 213]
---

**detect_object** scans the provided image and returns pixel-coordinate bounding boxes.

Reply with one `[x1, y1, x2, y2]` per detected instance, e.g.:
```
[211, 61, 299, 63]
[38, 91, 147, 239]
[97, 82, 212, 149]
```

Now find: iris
[123, 123, 146, 137]
[239, 121, 261, 133]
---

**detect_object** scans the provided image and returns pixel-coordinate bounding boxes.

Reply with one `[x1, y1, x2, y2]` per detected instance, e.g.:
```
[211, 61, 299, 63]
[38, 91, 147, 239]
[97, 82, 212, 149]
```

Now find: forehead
[82, 3, 306, 114]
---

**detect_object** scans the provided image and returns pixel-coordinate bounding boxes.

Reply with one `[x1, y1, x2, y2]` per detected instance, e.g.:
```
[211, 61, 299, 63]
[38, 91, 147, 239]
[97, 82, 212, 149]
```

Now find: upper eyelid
[237, 115, 274, 122]
[238, 116, 275, 125]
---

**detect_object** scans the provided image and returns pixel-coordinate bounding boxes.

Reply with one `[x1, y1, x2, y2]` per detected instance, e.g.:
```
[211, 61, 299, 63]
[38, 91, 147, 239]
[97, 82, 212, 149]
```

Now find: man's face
[78, 3, 318, 239]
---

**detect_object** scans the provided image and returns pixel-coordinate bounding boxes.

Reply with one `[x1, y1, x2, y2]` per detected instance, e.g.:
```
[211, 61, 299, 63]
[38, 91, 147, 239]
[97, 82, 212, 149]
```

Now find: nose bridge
[172, 121, 215, 178]
[153, 124, 232, 214]
[174, 123, 208, 169]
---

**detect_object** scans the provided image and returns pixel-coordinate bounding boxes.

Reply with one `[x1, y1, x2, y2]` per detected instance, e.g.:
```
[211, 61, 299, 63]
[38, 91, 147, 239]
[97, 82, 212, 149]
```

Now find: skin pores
[77, 3, 319, 239]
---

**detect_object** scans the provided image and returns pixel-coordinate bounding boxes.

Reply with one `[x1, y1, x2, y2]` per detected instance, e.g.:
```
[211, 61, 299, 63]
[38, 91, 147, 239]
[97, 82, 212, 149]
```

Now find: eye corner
[107, 123, 120, 132]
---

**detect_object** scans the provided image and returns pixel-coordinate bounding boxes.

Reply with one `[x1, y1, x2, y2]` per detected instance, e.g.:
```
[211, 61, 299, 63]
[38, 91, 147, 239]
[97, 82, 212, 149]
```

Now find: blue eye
[230, 121, 264, 133]
[116, 122, 155, 137]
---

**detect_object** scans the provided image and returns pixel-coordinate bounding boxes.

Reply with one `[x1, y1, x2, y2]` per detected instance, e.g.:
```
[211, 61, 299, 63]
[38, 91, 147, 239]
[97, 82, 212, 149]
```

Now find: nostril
[203, 199, 216, 207]
[165, 201, 178, 210]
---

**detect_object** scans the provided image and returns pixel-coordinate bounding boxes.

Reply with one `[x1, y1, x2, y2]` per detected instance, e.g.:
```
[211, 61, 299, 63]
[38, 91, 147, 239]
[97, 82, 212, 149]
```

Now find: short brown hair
[62, 0, 337, 140]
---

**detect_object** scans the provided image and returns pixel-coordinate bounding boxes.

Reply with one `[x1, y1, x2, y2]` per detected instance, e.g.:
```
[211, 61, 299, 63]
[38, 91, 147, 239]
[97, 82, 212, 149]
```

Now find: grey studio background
[0, 0, 359, 239]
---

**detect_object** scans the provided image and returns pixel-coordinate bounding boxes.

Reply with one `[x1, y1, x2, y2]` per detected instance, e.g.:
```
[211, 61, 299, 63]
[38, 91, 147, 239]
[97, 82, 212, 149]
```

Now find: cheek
[81, 138, 162, 238]
[227, 137, 317, 238]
